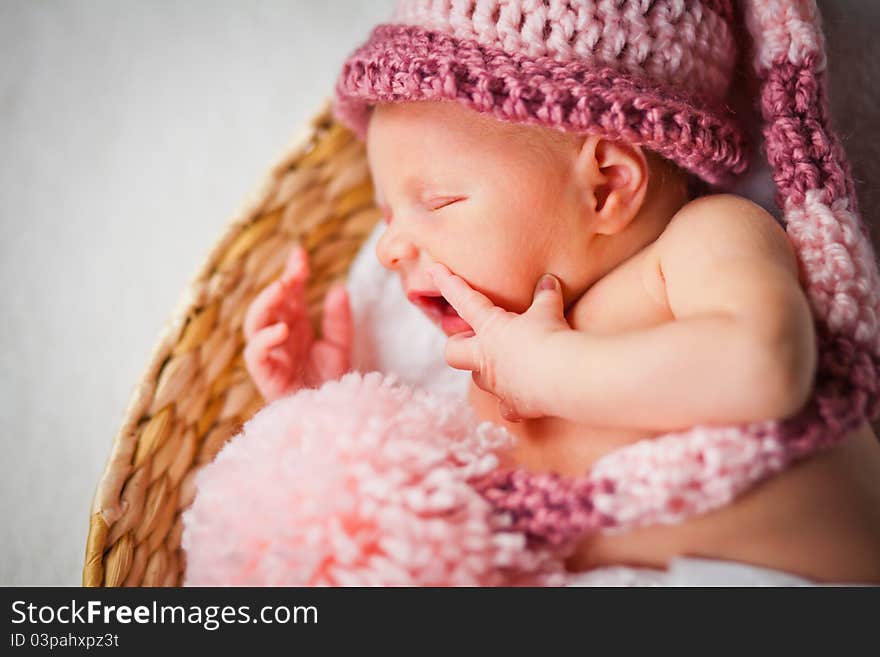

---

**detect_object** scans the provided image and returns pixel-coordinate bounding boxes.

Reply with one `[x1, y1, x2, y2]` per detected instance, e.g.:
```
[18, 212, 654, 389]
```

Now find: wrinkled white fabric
[564, 557, 822, 587]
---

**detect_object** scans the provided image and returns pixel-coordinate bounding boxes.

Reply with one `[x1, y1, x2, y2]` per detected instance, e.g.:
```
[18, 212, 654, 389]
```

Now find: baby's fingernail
[538, 274, 557, 291]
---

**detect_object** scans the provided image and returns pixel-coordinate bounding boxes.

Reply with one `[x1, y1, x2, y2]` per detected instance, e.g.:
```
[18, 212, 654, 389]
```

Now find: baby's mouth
[407, 291, 473, 336]
[410, 292, 451, 320]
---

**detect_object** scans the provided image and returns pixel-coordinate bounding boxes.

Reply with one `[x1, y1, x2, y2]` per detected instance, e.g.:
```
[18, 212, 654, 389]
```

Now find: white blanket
[564, 557, 821, 587]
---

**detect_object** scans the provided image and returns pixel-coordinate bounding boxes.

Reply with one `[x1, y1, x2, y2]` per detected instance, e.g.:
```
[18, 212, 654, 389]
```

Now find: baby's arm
[536, 194, 817, 430]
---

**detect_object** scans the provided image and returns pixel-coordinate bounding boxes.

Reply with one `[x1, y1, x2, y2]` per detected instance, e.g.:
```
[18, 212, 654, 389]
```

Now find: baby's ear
[574, 135, 649, 235]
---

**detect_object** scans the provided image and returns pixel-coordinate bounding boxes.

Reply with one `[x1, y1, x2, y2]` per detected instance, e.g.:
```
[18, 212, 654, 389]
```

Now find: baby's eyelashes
[377, 195, 465, 224]
[425, 196, 466, 211]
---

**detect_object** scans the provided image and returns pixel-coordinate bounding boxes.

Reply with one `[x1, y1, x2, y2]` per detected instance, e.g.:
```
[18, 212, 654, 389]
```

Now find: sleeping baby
[242, 1, 880, 583]
[243, 99, 880, 583]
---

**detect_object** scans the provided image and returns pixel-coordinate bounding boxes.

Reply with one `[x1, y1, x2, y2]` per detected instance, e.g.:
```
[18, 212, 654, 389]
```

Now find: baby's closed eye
[425, 196, 466, 211]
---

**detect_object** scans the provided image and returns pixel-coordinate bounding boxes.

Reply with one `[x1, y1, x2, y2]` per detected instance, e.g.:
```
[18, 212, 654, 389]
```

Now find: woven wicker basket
[82, 101, 381, 586]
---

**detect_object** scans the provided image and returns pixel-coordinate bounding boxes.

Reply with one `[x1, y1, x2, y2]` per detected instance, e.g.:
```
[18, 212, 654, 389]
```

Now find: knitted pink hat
[333, 1, 880, 549]
[334, 0, 747, 186]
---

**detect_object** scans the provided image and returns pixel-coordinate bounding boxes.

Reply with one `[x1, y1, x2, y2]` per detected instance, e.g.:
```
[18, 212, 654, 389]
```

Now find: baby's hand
[243, 245, 353, 403]
[428, 263, 571, 422]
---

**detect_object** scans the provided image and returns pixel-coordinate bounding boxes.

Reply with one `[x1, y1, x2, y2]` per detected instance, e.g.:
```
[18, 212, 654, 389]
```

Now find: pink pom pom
[182, 372, 563, 586]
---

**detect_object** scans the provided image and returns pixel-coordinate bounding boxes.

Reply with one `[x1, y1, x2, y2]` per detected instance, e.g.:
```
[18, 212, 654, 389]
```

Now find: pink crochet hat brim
[333, 23, 749, 186]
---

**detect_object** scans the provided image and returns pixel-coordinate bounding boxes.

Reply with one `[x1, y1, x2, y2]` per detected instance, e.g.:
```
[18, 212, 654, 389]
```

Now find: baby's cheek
[442, 219, 541, 311]
[491, 246, 551, 311]
[473, 266, 536, 314]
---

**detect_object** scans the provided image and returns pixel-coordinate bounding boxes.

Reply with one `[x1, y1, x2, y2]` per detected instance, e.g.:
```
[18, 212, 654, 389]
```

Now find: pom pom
[182, 372, 563, 586]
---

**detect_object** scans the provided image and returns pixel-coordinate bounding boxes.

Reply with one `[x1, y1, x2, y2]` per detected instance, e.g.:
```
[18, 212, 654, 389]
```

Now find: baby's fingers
[321, 284, 353, 352]
[243, 260, 310, 340]
[308, 342, 350, 384]
[244, 281, 286, 340]
[280, 245, 310, 288]
[428, 263, 497, 334]
[244, 323, 289, 367]
[444, 330, 479, 371]
[243, 323, 293, 400]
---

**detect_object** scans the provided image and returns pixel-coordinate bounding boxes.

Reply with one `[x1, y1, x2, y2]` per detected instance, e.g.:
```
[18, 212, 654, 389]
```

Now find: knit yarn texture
[333, 0, 880, 548]
[335, 0, 748, 185]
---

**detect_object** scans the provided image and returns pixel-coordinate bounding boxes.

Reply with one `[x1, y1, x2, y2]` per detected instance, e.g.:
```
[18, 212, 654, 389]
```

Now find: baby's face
[366, 101, 594, 335]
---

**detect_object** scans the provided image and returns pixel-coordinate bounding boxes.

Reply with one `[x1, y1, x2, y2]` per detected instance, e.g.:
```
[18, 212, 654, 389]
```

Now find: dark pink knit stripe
[334, 24, 749, 186]
[759, 55, 852, 210]
[756, 39, 876, 363]
[475, 469, 612, 549]
[779, 327, 880, 453]
[700, 0, 734, 24]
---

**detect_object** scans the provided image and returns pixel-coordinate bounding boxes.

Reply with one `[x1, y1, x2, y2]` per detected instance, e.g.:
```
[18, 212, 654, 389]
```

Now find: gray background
[1, 1, 877, 586]
[1, 0, 394, 586]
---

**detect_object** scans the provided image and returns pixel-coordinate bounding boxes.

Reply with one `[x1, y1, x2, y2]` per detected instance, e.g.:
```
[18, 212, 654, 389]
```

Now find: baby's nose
[376, 227, 418, 270]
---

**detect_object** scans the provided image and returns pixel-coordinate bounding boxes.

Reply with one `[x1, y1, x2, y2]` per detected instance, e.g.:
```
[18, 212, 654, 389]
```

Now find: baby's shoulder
[656, 193, 798, 276]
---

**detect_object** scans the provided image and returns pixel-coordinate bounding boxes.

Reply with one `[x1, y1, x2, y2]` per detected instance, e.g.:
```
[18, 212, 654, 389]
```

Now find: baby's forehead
[372, 101, 569, 139]
[368, 101, 582, 169]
